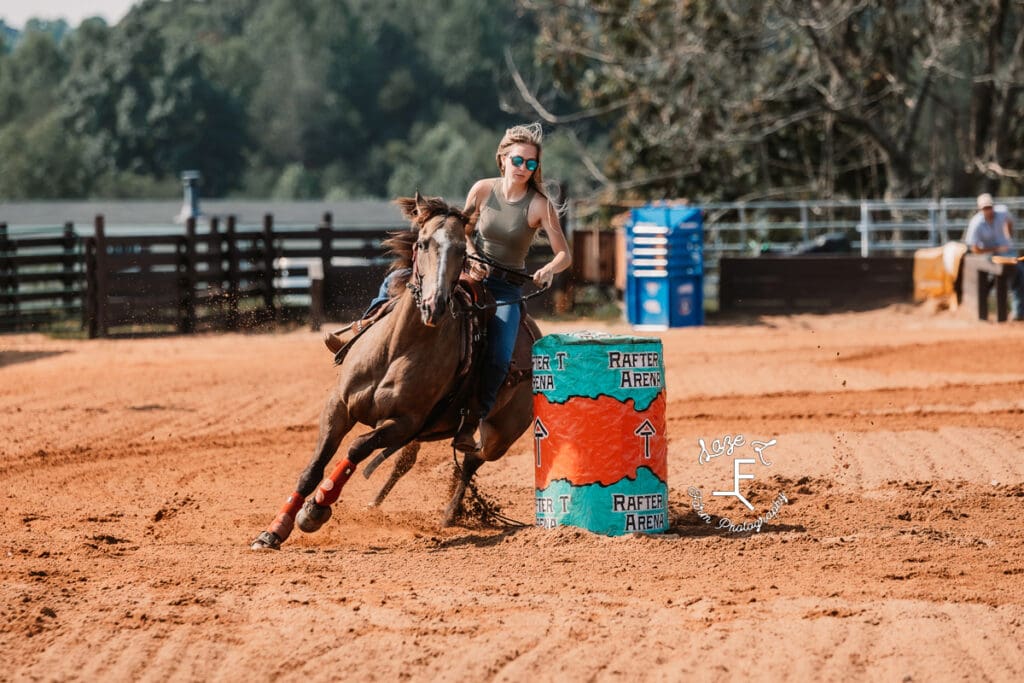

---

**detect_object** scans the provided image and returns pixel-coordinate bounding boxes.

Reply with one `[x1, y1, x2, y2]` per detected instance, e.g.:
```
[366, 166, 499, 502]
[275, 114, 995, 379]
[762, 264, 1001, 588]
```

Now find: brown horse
[251, 193, 539, 550]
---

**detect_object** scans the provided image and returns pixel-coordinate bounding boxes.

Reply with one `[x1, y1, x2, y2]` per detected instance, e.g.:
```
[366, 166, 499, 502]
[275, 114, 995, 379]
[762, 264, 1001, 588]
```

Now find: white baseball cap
[977, 193, 994, 209]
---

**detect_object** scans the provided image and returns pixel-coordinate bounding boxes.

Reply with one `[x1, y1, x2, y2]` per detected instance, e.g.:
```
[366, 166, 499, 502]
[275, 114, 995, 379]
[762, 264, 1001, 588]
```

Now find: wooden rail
[718, 256, 915, 313]
[2, 211, 565, 336]
[1, 221, 84, 331]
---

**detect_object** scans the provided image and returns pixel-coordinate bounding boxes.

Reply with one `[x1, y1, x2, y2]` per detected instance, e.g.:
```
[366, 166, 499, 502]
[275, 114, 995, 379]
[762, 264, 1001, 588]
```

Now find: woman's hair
[494, 122, 566, 215]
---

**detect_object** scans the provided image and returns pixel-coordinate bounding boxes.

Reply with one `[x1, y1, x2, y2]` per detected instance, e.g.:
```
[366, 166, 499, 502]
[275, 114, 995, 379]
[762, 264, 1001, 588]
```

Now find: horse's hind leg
[251, 393, 353, 551]
[442, 451, 485, 527]
[369, 442, 420, 508]
[441, 389, 531, 527]
[295, 416, 417, 533]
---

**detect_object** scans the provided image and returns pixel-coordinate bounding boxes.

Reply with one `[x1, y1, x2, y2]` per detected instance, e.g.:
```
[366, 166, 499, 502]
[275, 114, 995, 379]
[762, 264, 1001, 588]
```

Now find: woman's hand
[533, 267, 554, 289]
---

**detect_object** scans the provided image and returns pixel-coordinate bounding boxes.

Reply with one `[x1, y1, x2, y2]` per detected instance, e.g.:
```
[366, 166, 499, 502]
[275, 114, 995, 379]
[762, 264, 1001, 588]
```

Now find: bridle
[407, 211, 550, 317]
[407, 210, 462, 320]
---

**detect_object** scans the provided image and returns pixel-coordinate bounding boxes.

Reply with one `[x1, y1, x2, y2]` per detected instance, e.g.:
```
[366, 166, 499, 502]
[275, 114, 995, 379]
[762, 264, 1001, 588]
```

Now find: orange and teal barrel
[532, 332, 668, 535]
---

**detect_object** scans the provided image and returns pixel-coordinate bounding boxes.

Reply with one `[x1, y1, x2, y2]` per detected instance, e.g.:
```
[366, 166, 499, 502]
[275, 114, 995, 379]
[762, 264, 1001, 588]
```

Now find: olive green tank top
[474, 179, 536, 271]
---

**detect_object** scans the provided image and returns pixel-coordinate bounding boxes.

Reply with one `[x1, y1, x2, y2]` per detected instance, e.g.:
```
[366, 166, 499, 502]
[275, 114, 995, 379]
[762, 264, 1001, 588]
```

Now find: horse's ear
[414, 191, 429, 217]
[394, 196, 419, 222]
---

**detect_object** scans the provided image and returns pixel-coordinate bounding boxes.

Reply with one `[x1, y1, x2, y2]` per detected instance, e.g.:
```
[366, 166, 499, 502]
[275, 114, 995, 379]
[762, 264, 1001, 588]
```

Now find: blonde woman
[452, 123, 571, 452]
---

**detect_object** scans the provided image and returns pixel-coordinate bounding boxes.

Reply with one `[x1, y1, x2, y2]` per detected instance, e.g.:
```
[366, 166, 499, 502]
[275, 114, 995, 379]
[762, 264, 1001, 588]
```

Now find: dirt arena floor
[3, 304, 1024, 682]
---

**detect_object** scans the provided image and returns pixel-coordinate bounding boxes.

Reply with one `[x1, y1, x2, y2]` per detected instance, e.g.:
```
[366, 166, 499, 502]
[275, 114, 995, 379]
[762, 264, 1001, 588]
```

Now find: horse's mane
[382, 231, 417, 274]
[382, 196, 472, 294]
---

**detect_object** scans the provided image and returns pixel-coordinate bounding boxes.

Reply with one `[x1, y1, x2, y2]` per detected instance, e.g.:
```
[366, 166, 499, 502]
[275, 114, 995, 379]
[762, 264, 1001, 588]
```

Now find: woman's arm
[463, 179, 490, 256]
[531, 196, 572, 288]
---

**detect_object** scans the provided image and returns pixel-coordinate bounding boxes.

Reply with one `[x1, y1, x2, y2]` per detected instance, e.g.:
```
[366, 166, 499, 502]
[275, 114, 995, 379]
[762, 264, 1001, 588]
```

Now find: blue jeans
[985, 258, 1024, 319]
[479, 277, 522, 416]
[364, 268, 411, 317]
[1013, 262, 1024, 319]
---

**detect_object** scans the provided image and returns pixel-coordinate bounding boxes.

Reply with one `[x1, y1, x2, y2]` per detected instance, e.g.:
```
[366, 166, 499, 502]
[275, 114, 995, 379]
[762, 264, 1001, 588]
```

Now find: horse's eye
[417, 240, 428, 250]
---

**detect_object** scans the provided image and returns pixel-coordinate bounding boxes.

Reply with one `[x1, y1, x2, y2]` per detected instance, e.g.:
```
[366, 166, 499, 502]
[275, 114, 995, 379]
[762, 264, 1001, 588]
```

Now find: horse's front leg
[250, 392, 353, 551]
[295, 416, 418, 534]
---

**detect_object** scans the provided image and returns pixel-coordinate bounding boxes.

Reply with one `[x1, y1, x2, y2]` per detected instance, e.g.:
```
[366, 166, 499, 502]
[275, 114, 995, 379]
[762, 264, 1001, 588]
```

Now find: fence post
[262, 213, 276, 320]
[859, 202, 871, 257]
[209, 215, 222, 290]
[226, 215, 239, 330]
[61, 222, 77, 313]
[92, 215, 108, 337]
[318, 211, 333, 322]
[738, 206, 747, 250]
[84, 230, 95, 337]
[309, 274, 324, 332]
[182, 216, 197, 333]
[0, 222, 13, 327]
[939, 200, 950, 244]
[800, 202, 810, 243]
[208, 216, 222, 324]
[928, 204, 938, 246]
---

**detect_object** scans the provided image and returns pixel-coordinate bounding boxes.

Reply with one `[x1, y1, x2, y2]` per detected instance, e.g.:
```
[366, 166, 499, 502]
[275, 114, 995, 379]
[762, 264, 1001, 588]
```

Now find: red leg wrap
[267, 491, 304, 540]
[313, 459, 356, 506]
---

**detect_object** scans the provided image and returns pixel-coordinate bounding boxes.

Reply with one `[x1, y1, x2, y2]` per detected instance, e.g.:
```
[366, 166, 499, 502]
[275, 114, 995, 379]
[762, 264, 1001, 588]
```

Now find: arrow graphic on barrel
[634, 419, 656, 459]
[533, 418, 549, 468]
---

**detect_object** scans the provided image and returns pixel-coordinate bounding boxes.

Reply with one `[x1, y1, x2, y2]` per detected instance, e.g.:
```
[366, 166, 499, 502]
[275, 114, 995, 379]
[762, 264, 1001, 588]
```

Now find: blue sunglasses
[509, 155, 538, 172]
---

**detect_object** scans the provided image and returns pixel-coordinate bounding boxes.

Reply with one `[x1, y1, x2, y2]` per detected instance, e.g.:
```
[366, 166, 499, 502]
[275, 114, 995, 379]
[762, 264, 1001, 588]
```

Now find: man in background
[964, 193, 1023, 320]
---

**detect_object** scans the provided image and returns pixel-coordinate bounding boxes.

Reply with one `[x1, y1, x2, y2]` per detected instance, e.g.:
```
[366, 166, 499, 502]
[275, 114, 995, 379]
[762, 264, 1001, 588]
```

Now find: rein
[464, 254, 550, 311]
[408, 242, 548, 315]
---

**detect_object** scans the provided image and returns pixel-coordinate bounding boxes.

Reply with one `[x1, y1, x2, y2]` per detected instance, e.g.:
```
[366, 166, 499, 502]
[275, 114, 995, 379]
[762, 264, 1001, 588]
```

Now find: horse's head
[395, 192, 473, 327]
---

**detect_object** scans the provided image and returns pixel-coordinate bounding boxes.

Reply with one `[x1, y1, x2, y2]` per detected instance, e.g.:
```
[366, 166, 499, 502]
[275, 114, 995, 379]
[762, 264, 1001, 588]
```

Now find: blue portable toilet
[625, 205, 704, 328]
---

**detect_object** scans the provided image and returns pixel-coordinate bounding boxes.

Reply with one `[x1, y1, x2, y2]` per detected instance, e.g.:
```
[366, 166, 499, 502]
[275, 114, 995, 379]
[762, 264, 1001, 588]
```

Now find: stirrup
[452, 413, 481, 454]
[453, 432, 480, 454]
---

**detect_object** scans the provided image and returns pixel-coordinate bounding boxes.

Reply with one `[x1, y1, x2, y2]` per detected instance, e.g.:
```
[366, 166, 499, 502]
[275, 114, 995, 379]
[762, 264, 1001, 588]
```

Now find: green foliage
[0, 113, 89, 198]
[0, 0, 573, 201]
[9, 0, 1023, 203]
[386, 106, 496, 201]
[58, 9, 246, 195]
[0, 21, 18, 53]
[272, 163, 321, 199]
[0, 29, 66, 126]
[524, 0, 1024, 200]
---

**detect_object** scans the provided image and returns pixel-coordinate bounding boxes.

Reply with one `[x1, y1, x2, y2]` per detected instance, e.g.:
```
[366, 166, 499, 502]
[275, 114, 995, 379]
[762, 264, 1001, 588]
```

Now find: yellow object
[913, 242, 967, 302]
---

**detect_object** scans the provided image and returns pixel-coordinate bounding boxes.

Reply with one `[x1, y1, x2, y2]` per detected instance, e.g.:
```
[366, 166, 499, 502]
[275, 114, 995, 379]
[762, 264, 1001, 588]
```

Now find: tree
[60, 8, 246, 195]
[0, 29, 66, 127]
[0, 0, 535, 199]
[521, 0, 1024, 200]
[385, 106, 496, 200]
[0, 113, 90, 198]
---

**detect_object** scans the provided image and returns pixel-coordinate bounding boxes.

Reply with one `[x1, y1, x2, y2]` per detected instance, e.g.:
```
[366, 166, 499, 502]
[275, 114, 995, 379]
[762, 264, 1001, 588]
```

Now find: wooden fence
[1, 213, 392, 336]
[1, 222, 84, 332]
[718, 256, 915, 313]
[2, 213, 564, 337]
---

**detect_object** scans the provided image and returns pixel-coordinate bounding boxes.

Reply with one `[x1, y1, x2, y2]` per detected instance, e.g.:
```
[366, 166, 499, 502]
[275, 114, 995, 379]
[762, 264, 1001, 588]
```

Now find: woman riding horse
[326, 123, 572, 454]
[252, 187, 558, 549]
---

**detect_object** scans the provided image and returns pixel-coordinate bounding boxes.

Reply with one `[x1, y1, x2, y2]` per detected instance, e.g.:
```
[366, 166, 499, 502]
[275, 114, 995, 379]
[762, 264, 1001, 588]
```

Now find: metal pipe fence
[688, 196, 1024, 303]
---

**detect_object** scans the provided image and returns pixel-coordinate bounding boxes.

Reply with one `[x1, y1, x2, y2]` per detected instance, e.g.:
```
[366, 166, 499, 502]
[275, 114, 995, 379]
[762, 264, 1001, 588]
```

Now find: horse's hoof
[250, 531, 282, 551]
[296, 500, 332, 533]
[441, 508, 459, 528]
